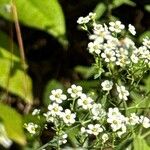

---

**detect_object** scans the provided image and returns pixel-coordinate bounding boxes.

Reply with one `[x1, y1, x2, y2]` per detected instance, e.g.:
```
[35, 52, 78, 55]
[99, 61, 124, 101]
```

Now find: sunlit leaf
[75, 66, 96, 79]
[133, 136, 150, 150]
[0, 103, 26, 145]
[112, 0, 136, 8]
[0, 47, 33, 103]
[94, 3, 106, 19]
[0, 0, 67, 45]
[139, 31, 150, 43]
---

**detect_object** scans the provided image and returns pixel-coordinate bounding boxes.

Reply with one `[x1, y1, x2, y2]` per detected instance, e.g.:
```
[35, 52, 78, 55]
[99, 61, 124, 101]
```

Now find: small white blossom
[101, 49, 116, 62]
[128, 24, 136, 35]
[143, 37, 150, 49]
[107, 108, 125, 132]
[44, 112, 55, 122]
[81, 127, 86, 133]
[126, 113, 139, 125]
[91, 103, 106, 120]
[24, 122, 38, 134]
[107, 108, 121, 118]
[117, 124, 127, 137]
[88, 40, 102, 55]
[58, 133, 68, 145]
[48, 103, 63, 117]
[116, 85, 129, 100]
[49, 89, 67, 104]
[61, 109, 76, 126]
[77, 16, 90, 24]
[86, 124, 103, 136]
[101, 80, 113, 91]
[109, 21, 125, 33]
[77, 94, 94, 110]
[90, 23, 111, 43]
[122, 37, 135, 49]
[32, 109, 40, 116]
[102, 133, 109, 143]
[139, 116, 150, 128]
[88, 12, 96, 19]
[67, 84, 82, 98]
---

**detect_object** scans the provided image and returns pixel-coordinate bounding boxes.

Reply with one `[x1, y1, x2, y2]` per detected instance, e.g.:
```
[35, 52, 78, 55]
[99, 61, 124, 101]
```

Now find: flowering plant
[25, 13, 150, 150]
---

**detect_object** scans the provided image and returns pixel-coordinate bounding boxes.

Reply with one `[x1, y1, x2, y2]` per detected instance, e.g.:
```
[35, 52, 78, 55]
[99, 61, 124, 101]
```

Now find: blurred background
[0, 0, 149, 149]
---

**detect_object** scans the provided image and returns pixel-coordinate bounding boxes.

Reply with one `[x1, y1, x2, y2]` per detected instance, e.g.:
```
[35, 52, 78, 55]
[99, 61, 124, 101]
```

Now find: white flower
[91, 103, 106, 120]
[88, 12, 96, 19]
[107, 108, 120, 118]
[116, 85, 129, 100]
[49, 89, 67, 104]
[109, 21, 125, 33]
[48, 103, 63, 117]
[77, 94, 94, 110]
[44, 112, 55, 122]
[24, 122, 38, 134]
[86, 124, 103, 136]
[128, 24, 136, 35]
[61, 109, 76, 126]
[122, 37, 135, 49]
[101, 80, 113, 91]
[88, 40, 102, 55]
[32, 109, 40, 116]
[102, 133, 109, 143]
[0, 123, 12, 148]
[143, 37, 150, 49]
[90, 23, 111, 43]
[58, 133, 68, 145]
[126, 113, 139, 125]
[77, 16, 90, 24]
[116, 48, 130, 67]
[101, 49, 116, 62]
[107, 108, 125, 132]
[67, 84, 82, 98]
[109, 118, 123, 132]
[117, 124, 127, 137]
[139, 116, 150, 128]
[81, 127, 86, 133]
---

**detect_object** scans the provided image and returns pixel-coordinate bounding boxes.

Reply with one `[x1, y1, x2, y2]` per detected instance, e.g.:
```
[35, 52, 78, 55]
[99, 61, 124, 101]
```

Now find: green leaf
[133, 136, 150, 150]
[139, 31, 150, 43]
[0, 0, 67, 45]
[43, 79, 63, 106]
[75, 66, 96, 79]
[0, 31, 19, 55]
[145, 5, 150, 12]
[0, 47, 33, 103]
[0, 103, 26, 145]
[112, 0, 136, 8]
[94, 3, 106, 19]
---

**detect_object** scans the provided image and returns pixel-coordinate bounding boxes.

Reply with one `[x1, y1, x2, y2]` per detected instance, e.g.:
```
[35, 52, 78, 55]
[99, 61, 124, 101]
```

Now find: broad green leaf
[133, 136, 150, 150]
[94, 3, 106, 19]
[0, 103, 26, 145]
[112, 0, 136, 8]
[0, 47, 33, 103]
[0, 31, 19, 55]
[43, 79, 63, 106]
[0, 0, 67, 45]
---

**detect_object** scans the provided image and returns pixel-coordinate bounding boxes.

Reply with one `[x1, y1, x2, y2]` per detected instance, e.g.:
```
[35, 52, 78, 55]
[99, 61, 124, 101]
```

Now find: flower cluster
[24, 13, 150, 150]
[78, 17, 150, 68]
